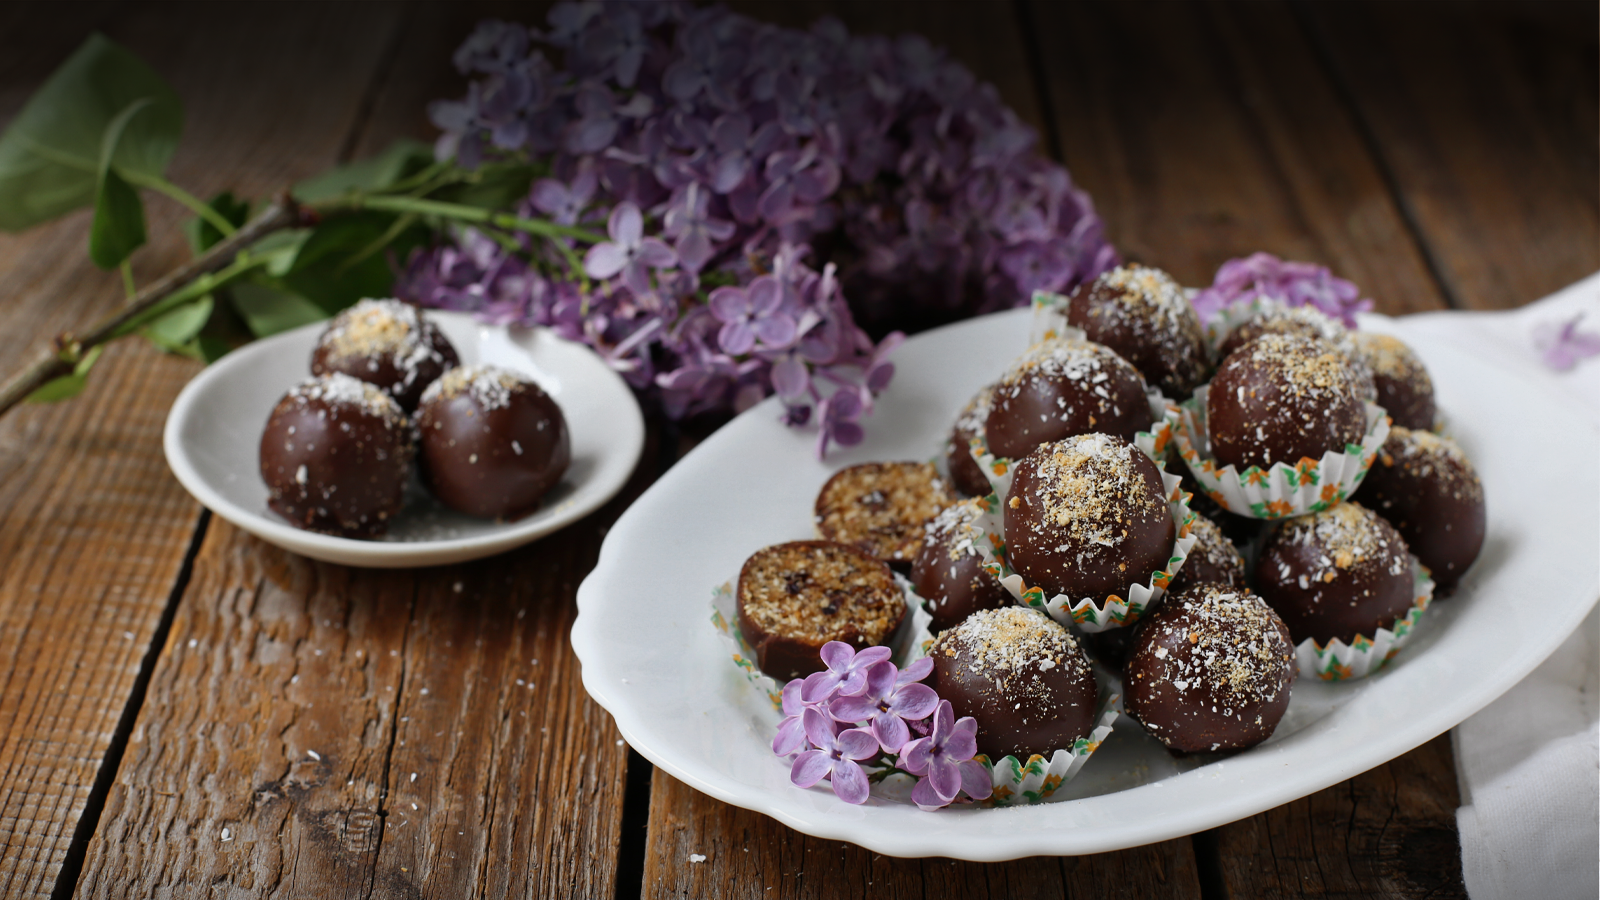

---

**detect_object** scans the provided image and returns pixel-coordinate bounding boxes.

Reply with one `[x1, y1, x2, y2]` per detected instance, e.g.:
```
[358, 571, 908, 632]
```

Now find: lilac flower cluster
[774, 642, 990, 810]
[1190, 252, 1373, 328]
[398, 1, 1115, 453]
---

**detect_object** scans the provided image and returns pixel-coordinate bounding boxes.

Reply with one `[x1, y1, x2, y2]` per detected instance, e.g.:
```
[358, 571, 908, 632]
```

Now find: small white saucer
[163, 311, 644, 567]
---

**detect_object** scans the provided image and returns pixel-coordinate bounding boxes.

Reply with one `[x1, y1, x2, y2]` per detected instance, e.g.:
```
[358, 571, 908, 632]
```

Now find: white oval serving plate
[572, 306, 1598, 860]
[164, 311, 644, 568]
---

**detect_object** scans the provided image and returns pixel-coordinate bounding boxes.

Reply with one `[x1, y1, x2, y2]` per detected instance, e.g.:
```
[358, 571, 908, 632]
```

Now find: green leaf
[0, 33, 182, 231]
[281, 211, 428, 313]
[183, 191, 250, 254]
[229, 282, 327, 338]
[247, 229, 311, 276]
[293, 138, 435, 202]
[140, 294, 213, 351]
[26, 346, 104, 403]
[87, 97, 162, 268]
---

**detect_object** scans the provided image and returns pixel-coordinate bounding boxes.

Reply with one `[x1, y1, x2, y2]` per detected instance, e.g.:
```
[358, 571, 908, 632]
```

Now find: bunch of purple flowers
[398, 1, 1115, 454]
[1190, 252, 1373, 328]
[774, 642, 991, 810]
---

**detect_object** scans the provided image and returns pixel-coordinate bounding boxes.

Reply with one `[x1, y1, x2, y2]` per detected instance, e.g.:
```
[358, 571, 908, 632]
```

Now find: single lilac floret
[899, 700, 992, 811]
[800, 641, 891, 703]
[827, 661, 939, 753]
[789, 708, 879, 804]
[1534, 313, 1600, 372]
[772, 678, 819, 756]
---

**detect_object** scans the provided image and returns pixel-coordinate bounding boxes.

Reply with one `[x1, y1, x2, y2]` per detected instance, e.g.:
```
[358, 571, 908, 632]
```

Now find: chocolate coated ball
[945, 383, 996, 497]
[1255, 501, 1414, 645]
[311, 298, 459, 411]
[259, 373, 413, 538]
[984, 339, 1153, 461]
[1208, 334, 1367, 471]
[1354, 427, 1484, 593]
[930, 607, 1097, 760]
[417, 365, 570, 520]
[1004, 433, 1174, 602]
[911, 499, 1011, 633]
[1351, 333, 1435, 431]
[1124, 582, 1296, 753]
[1066, 264, 1208, 398]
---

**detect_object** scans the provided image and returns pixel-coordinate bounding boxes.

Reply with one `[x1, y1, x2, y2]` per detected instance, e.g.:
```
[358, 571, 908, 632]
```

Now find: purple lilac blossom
[400, 2, 1116, 454]
[1190, 252, 1373, 328]
[800, 642, 891, 703]
[789, 708, 879, 804]
[827, 660, 938, 753]
[1534, 313, 1600, 372]
[898, 699, 991, 811]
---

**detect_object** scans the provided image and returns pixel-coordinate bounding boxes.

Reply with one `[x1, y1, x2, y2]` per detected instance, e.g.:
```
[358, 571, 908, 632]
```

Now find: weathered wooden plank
[643, 771, 1200, 900]
[1213, 734, 1466, 899]
[1030, 0, 1448, 312]
[1301, 0, 1599, 310]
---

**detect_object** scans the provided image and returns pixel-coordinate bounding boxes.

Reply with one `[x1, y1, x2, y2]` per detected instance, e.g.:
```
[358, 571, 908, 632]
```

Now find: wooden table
[0, 2, 1592, 897]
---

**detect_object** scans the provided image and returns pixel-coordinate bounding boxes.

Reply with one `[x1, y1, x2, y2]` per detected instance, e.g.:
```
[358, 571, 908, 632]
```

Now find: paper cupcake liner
[1028, 289, 1088, 346]
[976, 693, 1121, 807]
[963, 403, 1199, 633]
[1173, 387, 1391, 520]
[709, 573, 935, 710]
[1295, 556, 1435, 681]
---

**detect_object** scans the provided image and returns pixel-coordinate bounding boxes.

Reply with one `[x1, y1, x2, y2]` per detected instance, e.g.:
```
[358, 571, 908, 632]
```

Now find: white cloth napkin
[1385, 274, 1600, 900]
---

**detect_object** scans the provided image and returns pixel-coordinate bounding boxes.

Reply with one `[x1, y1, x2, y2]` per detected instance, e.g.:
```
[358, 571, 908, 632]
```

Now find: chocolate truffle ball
[737, 540, 904, 682]
[1066, 264, 1209, 398]
[984, 339, 1153, 460]
[1208, 333, 1368, 472]
[1354, 427, 1484, 593]
[930, 607, 1098, 760]
[1004, 433, 1175, 602]
[1351, 333, 1436, 431]
[1169, 513, 1246, 595]
[311, 298, 460, 411]
[945, 383, 997, 497]
[1255, 501, 1414, 645]
[417, 365, 570, 520]
[1218, 303, 1376, 400]
[259, 373, 414, 538]
[814, 462, 956, 569]
[911, 498, 1011, 633]
[1124, 582, 1296, 753]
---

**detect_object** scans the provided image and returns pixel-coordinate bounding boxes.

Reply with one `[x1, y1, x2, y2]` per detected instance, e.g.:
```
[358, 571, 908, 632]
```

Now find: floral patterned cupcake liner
[1295, 556, 1434, 681]
[1173, 387, 1391, 520]
[974, 693, 1121, 807]
[1028, 289, 1088, 345]
[962, 401, 1199, 633]
[709, 574, 934, 711]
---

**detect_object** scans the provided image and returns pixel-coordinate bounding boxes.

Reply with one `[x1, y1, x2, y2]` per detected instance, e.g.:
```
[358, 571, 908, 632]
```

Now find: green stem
[123, 171, 237, 236]
[350, 195, 605, 243]
[119, 261, 136, 299]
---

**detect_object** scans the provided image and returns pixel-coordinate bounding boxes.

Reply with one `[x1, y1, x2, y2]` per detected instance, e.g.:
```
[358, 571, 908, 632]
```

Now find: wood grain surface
[0, 1, 1590, 898]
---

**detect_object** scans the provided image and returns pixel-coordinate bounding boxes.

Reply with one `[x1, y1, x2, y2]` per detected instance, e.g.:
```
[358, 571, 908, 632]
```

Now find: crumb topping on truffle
[320, 299, 447, 387]
[924, 497, 987, 564]
[1135, 584, 1293, 709]
[422, 364, 530, 411]
[1378, 427, 1483, 503]
[934, 607, 1086, 679]
[1275, 501, 1409, 582]
[996, 339, 1135, 409]
[1025, 433, 1163, 550]
[287, 373, 406, 428]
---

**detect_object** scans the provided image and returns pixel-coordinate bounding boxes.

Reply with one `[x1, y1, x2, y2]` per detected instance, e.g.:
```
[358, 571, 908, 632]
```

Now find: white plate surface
[164, 312, 644, 567]
[573, 307, 1598, 860]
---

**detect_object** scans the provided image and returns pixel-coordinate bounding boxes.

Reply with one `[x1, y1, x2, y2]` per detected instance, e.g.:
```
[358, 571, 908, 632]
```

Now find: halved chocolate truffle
[417, 365, 570, 520]
[814, 461, 955, 568]
[1208, 333, 1368, 472]
[1004, 433, 1174, 602]
[910, 498, 1011, 633]
[1255, 501, 1414, 645]
[259, 373, 413, 538]
[1124, 582, 1296, 753]
[930, 607, 1097, 760]
[311, 298, 460, 411]
[983, 339, 1153, 460]
[1351, 333, 1435, 431]
[1169, 513, 1246, 595]
[1354, 427, 1484, 593]
[945, 383, 996, 497]
[1066, 264, 1208, 398]
[737, 540, 904, 682]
